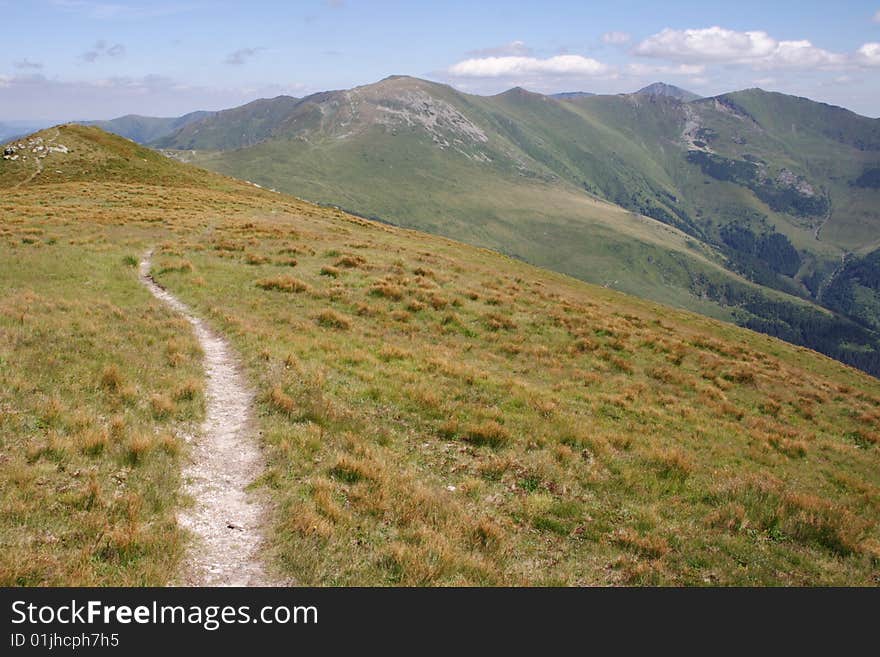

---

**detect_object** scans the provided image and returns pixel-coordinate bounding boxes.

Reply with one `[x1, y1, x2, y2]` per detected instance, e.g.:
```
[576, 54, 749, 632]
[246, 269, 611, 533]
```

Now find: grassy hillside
[0, 125, 236, 190]
[2, 125, 879, 585]
[151, 77, 880, 375]
[690, 90, 880, 253]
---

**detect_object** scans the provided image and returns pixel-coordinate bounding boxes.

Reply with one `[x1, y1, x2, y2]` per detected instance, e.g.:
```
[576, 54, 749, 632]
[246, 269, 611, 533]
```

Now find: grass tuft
[369, 283, 404, 300]
[256, 275, 311, 293]
[315, 309, 351, 330]
[463, 421, 511, 449]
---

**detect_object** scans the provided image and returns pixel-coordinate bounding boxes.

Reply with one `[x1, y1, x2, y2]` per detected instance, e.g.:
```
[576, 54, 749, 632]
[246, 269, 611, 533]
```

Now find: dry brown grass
[646, 448, 693, 480]
[245, 253, 269, 265]
[315, 309, 351, 330]
[100, 364, 124, 392]
[462, 421, 511, 448]
[706, 475, 869, 556]
[335, 254, 365, 268]
[256, 275, 311, 293]
[369, 282, 404, 300]
[611, 528, 670, 559]
[268, 385, 297, 416]
[173, 378, 203, 401]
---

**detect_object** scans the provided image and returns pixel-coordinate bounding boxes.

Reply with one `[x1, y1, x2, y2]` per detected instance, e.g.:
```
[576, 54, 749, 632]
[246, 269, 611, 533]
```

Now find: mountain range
[61, 77, 880, 375]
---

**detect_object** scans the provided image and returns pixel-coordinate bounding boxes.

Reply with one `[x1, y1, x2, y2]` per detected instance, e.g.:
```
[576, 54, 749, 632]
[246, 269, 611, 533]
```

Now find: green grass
[154, 203, 880, 585]
[0, 226, 204, 584]
[3, 125, 880, 586]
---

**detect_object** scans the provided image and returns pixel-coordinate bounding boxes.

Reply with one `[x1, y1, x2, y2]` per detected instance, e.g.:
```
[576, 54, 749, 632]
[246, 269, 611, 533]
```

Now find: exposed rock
[371, 89, 489, 145]
[681, 104, 711, 152]
[776, 168, 816, 196]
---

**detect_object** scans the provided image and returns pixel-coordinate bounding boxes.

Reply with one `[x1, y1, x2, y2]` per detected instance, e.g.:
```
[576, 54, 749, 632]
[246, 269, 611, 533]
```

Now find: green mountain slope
[685, 90, 880, 253]
[83, 110, 213, 144]
[4, 124, 880, 586]
[142, 77, 880, 374]
[156, 79, 723, 303]
[153, 96, 302, 150]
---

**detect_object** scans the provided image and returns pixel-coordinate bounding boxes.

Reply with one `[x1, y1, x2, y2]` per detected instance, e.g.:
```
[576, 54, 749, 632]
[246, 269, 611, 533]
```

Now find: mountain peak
[357, 75, 454, 96]
[635, 82, 700, 102]
[380, 74, 419, 82]
[495, 86, 546, 101]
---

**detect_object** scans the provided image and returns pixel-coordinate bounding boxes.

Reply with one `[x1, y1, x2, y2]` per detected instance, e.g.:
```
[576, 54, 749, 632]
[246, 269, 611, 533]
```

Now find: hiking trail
[139, 251, 280, 586]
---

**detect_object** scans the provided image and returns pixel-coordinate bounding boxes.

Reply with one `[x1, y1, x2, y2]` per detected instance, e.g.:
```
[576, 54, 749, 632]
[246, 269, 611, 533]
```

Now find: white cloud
[635, 26, 845, 70]
[762, 40, 845, 69]
[636, 26, 776, 61]
[448, 54, 610, 78]
[467, 40, 532, 57]
[602, 31, 631, 45]
[874, 10, 880, 23]
[857, 42, 880, 67]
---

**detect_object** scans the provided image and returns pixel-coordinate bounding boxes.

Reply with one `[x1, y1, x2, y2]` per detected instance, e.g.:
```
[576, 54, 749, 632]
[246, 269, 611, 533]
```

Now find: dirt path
[139, 251, 280, 586]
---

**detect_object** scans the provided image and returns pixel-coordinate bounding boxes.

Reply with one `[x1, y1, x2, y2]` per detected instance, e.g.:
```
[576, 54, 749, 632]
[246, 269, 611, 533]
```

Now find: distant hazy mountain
[83, 111, 214, 144]
[0, 120, 53, 143]
[635, 82, 701, 101]
[550, 91, 595, 100]
[137, 76, 880, 374]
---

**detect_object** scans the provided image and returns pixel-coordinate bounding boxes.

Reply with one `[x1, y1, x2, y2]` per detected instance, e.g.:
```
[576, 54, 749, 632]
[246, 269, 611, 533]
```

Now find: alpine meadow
[1, 125, 879, 586]
[2, 1, 880, 593]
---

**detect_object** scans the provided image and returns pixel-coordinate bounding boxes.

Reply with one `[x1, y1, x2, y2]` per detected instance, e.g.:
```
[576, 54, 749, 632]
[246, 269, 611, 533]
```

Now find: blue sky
[1, 0, 879, 120]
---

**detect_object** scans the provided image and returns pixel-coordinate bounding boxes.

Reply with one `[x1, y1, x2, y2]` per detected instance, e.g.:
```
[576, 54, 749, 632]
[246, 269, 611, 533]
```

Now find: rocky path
[139, 251, 280, 586]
